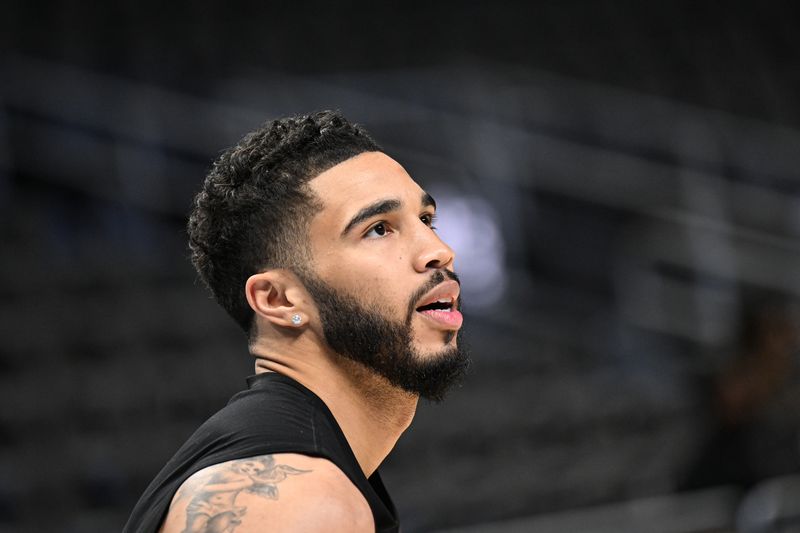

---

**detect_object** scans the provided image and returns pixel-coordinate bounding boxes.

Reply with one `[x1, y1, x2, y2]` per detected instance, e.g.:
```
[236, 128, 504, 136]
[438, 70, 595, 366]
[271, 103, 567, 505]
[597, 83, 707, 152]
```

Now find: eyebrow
[341, 191, 437, 237]
[422, 191, 436, 210]
[341, 198, 402, 237]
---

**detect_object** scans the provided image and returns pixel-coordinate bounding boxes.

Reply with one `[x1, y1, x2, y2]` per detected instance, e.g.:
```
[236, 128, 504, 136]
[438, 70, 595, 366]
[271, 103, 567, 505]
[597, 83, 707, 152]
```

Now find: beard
[295, 269, 470, 402]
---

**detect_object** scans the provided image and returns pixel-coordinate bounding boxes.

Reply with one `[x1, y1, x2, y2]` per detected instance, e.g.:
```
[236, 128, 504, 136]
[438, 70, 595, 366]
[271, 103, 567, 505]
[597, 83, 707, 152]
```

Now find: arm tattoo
[180, 455, 310, 533]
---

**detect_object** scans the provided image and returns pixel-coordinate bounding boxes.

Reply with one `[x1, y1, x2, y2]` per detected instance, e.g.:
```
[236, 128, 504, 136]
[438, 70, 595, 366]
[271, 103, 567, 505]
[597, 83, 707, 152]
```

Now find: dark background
[2, 2, 800, 532]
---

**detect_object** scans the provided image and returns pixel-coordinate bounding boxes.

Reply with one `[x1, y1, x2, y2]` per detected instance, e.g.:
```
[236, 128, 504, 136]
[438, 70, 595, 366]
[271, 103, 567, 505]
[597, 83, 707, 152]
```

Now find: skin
[158, 454, 371, 533]
[161, 152, 459, 532]
[308, 153, 459, 353]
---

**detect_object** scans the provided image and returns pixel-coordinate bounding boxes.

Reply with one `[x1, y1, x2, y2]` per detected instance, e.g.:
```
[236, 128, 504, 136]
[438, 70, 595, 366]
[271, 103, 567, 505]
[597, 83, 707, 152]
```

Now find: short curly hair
[187, 110, 381, 334]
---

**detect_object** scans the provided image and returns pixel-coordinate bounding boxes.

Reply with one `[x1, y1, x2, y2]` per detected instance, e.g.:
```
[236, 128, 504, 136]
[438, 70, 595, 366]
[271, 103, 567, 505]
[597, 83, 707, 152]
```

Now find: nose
[413, 228, 455, 272]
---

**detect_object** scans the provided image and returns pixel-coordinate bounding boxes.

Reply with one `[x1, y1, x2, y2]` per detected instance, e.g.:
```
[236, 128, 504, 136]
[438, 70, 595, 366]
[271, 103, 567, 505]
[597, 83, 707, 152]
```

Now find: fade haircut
[187, 110, 381, 334]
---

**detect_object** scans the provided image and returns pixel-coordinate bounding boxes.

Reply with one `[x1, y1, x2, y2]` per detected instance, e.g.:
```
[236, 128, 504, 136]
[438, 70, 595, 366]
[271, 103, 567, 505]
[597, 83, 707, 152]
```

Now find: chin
[413, 324, 458, 347]
[415, 339, 457, 358]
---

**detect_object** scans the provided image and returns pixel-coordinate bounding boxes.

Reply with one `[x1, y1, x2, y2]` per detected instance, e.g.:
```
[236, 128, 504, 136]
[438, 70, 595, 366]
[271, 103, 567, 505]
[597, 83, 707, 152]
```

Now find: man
[124, 110, 469, 533]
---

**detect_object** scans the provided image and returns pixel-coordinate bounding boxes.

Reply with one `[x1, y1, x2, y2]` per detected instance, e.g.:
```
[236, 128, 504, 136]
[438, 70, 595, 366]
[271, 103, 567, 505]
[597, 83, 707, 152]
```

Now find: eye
[364, 222, 391, 238]
[420, 213, 437, 230]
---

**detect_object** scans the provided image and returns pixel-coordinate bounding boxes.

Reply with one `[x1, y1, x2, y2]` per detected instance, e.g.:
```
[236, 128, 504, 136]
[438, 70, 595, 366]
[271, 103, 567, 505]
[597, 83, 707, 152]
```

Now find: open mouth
[416, 298, 455, 313]
[414, 280, 463, 329]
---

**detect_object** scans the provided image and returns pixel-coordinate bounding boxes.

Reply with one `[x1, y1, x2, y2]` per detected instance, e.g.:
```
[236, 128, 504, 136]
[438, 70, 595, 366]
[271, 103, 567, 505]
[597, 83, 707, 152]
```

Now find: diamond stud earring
[291, 314, 302, 326]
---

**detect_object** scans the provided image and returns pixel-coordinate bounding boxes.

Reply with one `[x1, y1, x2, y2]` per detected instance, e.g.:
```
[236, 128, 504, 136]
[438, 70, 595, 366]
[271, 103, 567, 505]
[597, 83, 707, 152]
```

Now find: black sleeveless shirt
[123, 373, 399, 532]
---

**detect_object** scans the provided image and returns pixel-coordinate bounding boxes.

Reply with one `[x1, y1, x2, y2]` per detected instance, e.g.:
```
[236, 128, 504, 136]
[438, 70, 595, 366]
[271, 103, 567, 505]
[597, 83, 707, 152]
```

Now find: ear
[245, 270, 307, 328]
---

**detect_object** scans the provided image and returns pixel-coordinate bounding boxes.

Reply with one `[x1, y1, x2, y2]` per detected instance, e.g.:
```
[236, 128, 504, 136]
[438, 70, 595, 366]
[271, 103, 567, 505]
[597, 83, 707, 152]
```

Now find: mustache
[406, 270, 461, 320]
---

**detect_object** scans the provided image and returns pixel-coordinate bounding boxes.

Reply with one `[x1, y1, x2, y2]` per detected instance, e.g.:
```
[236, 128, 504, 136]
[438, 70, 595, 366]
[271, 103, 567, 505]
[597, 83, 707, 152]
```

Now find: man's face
[302, 151, 469, 400]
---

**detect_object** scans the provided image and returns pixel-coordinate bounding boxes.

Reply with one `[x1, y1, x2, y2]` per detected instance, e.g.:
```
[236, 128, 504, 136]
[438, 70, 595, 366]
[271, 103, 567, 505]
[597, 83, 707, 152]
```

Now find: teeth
[415, 296, 455, 313]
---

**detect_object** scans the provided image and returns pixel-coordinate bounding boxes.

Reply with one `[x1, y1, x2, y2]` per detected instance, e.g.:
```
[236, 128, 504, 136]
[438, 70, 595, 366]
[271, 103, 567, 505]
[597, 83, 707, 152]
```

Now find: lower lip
[417, 309, 463, 329]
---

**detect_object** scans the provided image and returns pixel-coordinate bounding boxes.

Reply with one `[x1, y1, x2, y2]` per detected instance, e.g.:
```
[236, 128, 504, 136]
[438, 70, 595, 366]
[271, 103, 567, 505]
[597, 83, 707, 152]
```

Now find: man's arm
[158, 453, 373, 533]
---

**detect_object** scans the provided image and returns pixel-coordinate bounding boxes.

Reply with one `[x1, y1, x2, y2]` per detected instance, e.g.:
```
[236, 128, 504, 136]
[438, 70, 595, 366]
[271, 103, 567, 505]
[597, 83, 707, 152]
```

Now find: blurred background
[2, 1, 800, 531]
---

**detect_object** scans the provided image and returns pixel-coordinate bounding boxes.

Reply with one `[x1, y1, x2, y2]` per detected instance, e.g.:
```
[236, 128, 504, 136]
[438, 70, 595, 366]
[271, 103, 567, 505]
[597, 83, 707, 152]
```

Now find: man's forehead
[309, 152, 427, 217]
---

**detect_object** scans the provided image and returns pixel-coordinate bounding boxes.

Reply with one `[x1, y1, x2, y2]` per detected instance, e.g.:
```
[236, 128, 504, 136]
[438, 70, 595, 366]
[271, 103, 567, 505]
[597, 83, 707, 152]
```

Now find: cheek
[366, 278, 407, 305]
[353, 276, 412, 315]
[338, 256, 399, 287]
[320, 249, 416, 307]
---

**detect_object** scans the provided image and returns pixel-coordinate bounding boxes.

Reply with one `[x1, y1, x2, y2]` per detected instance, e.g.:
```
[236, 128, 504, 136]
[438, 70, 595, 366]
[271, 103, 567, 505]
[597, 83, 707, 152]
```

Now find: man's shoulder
[180, 377, 322, 455]
[158, 453, 373, 533]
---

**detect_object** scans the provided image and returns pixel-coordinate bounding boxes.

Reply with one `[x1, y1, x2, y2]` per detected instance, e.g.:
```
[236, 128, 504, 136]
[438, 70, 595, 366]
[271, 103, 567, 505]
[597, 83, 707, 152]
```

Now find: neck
[251, 337, 418, 477]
